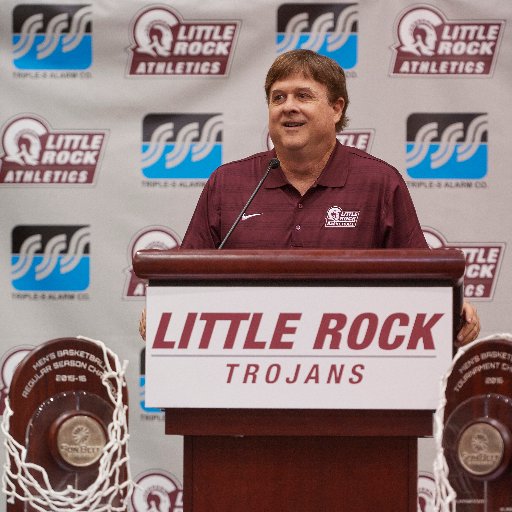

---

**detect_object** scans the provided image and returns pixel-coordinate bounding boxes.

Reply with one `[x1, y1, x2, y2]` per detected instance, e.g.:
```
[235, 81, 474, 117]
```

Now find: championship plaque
[3, 337, 130, 511]
[442, 337, 512, 511]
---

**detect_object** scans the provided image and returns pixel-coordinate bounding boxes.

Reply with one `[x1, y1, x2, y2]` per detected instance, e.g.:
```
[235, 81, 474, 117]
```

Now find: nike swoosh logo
[241, 213, 262, 221]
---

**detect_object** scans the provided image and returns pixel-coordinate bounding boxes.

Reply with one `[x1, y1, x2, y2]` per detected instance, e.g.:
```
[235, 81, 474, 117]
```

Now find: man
[182, 49, 428, 250]
[142, 49, 479, 345]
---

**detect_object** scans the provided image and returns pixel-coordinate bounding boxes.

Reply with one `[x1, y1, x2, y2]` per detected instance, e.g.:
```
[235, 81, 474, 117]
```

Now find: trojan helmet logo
[276, 3, 358, 69]
[417, 472, 435, 511]
[131, 8, 178, 58]
[394, 6, 443, 58]
[423, 227, 505, 300]
[124, 226, 181, 298]
[142, 113, 222, 179]
[390, 5, 504, 76]
[130, 470, 183, 512]
[406, 113, 488, 180]
[12, 4, 92, 70]
[0, 114, 106, 186]
[127, 6, 240, 76]
[1, 116, 46, 167]
[11, 225, 91, 292]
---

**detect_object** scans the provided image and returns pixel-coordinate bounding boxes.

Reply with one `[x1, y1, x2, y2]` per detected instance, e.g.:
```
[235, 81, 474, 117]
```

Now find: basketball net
[1, 335, 133, 511]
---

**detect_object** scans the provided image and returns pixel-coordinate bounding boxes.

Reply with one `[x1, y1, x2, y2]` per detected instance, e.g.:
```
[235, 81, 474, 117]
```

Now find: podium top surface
[133, 248, 465, 284]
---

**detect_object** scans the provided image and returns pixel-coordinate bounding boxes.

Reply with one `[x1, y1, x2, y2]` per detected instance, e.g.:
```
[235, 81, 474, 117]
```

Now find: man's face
[268, 72, 343, 155]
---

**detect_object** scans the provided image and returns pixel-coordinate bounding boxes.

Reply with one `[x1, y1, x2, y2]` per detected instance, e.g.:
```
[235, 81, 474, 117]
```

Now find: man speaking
[176, 49, 479, 346]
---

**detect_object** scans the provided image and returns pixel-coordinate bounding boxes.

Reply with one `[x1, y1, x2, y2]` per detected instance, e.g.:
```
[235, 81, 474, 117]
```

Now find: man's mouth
[283, 121, 305, 128]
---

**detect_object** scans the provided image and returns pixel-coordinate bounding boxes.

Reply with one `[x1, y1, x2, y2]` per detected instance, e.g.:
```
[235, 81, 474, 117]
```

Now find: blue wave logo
[406, 113, 488, 179]
[141, 114, 222, 179]
[12, 4, 92, 70]
[139, 376, 162, 413]
[139, 348, 162, 414]
[11, 225, 90, 291]
[276, 3, 358, 69]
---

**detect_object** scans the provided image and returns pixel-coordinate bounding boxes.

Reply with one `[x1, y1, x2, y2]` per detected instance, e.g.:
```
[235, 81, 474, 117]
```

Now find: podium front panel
[145, 282, 453, 410]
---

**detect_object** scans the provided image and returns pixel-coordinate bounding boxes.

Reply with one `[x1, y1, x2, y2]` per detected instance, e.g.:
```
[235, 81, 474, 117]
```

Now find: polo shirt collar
[264, 141, 350, 189]
[316, 141, 350, 187]
[264, 151, 288, 189]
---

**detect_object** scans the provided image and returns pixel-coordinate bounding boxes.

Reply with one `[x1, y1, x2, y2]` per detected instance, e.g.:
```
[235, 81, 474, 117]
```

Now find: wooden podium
[133, 248, 466, 512]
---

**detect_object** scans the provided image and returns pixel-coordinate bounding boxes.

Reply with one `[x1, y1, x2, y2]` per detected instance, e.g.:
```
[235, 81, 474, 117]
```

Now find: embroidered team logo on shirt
[324, 206, 360, 228]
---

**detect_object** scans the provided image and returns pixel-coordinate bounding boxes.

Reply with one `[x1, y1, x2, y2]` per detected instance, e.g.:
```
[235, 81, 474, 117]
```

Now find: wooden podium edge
[133, 248, 466, 284]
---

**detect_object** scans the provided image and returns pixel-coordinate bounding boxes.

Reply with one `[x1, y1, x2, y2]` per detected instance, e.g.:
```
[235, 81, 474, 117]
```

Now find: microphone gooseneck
[218, 158, 280, 249]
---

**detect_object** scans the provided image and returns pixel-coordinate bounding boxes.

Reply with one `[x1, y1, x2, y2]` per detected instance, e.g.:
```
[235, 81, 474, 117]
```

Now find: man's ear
[333, 97, 345, 124]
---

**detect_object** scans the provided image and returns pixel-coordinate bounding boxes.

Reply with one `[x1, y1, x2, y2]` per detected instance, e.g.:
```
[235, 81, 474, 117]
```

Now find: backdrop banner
[1, 1, 510, 510]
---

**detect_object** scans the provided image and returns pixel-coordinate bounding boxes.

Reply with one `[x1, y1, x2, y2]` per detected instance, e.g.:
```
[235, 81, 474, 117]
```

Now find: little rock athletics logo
[277, 3, 358, 70]
[11, 225, 91, 292]
[423, 227, 505, 300]
[390, 5, 504, 76]
[12, 4, 92, 70]
[406, 113, 488, 180]
[130, 470, 183, 512]
[0, 115, 106, 186]
[325, 205, 360, 228]
[127, 6, 240, 76]
[124, 226, 181, 299]
[142, 113, 222, 179]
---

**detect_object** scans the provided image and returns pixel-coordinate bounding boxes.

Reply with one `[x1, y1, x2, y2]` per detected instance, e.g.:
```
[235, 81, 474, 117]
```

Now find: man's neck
[277, 140, 336, 195]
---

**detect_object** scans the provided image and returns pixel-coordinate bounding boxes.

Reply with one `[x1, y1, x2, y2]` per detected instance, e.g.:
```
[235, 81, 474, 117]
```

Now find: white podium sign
[145, 285, 453, 409]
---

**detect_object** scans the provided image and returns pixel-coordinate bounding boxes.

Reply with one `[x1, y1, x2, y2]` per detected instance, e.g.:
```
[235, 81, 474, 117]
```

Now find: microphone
[218, 158, 280, 249]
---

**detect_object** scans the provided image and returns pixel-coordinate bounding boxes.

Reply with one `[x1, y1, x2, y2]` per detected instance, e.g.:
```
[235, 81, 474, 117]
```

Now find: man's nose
[282, 96, 300, 112]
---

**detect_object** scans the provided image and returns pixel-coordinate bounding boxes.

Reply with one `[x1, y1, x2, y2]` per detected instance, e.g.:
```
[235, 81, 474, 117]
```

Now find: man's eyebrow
[271, 86, 316, 95]
[296, 87, 315, 94]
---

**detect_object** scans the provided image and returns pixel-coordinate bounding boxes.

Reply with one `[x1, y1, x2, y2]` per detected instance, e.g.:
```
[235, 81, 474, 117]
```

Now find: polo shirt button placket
[291, 200, 304, 246]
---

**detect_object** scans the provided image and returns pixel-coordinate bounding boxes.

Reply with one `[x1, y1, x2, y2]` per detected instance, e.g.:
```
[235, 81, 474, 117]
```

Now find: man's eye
[298, 92, 312, 100]
[272, 94, 284, 103]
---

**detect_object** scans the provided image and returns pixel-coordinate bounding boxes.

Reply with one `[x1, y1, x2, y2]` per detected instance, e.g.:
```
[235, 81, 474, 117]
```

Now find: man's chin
[274, 137, 308, 153]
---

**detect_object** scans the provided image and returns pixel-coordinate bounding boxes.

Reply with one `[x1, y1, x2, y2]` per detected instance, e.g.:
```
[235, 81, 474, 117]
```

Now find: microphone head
[269, 158, 280, 169]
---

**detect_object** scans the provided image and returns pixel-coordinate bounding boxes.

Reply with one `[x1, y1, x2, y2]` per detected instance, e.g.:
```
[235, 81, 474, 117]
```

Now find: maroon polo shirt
[181, 141, 427, 249]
